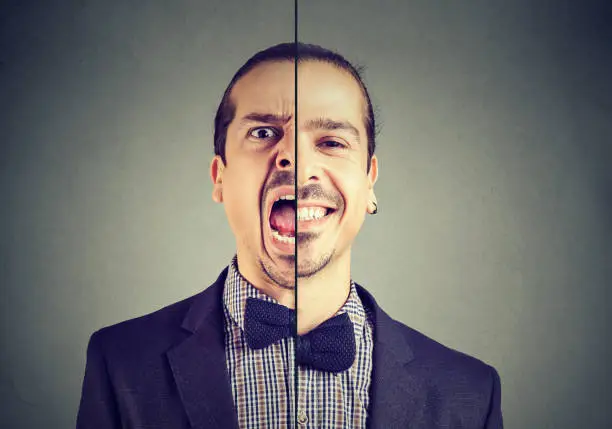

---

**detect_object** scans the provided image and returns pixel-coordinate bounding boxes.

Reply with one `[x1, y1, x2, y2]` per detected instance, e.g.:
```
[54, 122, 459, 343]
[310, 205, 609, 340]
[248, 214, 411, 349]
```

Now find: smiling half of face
[210, 59, 377, 289]
[295, 60, 378, 279]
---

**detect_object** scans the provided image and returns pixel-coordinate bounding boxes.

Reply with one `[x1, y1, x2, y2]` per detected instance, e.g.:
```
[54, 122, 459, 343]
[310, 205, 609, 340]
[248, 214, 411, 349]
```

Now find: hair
[213, 42, 378, 171]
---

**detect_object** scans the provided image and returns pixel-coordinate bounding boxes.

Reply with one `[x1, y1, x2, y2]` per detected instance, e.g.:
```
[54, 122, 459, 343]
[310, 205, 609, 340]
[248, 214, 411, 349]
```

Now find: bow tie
[243, 297, 356, 373]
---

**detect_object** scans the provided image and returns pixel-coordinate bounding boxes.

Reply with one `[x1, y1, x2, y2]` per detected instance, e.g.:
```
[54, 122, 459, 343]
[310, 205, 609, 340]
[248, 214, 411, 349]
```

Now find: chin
[296, 251, 334, 278]
[271, 274, 296, 289]
[260, 257, 296, 289]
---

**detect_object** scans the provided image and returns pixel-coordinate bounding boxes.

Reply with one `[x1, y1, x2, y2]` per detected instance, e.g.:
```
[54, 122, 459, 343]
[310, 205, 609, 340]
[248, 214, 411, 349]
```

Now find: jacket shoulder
[89, 289, 203, 359]
[357, 284, 498, 384]
[86, 268, 228, 374]
[393, 317, 499, 394]
[383, 315, 503, 427]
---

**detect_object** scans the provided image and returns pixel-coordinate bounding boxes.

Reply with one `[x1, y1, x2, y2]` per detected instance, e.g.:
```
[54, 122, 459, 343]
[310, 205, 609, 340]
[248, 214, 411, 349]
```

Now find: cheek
[222, 163, 265, 229]
[333, 164, 369, 210]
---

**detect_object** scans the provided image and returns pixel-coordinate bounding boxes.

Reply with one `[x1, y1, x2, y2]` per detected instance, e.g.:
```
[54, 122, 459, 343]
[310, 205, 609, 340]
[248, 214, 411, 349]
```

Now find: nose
[297, 138, 322, 186]
[275, 134, 295, 170]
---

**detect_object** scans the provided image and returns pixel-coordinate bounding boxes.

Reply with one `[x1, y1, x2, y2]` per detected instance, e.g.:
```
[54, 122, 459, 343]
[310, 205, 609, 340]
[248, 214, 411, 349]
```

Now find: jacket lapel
[167, 268, 240, 429]
[356, 285, 422, 429]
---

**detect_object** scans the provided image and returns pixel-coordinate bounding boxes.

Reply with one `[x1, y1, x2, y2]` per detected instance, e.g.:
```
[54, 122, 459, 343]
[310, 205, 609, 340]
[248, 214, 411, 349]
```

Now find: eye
[249, 127, 279, 140]
[319, 140, 347, 149]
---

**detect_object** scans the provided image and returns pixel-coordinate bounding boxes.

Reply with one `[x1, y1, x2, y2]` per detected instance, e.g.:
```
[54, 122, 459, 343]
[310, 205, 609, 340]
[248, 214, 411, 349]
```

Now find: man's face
[211, 60, 377, 288]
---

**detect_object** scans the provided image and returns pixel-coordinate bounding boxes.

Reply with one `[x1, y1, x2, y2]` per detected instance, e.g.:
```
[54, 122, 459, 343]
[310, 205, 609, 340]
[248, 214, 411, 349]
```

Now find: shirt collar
[222, 255, 369, 343]
[223, 255, 280, 333]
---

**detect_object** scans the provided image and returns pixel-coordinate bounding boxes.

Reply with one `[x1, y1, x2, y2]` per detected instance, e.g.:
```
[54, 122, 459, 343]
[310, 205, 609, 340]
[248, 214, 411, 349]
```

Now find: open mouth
[269, 195, 296, 244]
[269, 194, 337, 245]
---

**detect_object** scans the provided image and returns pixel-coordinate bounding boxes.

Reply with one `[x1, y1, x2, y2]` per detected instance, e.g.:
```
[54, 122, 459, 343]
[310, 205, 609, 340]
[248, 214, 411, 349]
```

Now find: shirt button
[297, 410, 309, 426]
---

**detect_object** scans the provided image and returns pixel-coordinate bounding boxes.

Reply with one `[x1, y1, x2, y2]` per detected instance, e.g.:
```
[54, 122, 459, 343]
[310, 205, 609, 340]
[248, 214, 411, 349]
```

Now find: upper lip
[296, 200, 337, 210]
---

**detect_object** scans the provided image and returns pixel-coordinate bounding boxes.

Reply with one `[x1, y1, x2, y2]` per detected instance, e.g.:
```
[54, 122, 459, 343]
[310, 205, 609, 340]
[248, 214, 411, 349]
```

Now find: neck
[235, 250, 296, 308]
[296, 251, 352, 335]
[235, 250, 353, 335]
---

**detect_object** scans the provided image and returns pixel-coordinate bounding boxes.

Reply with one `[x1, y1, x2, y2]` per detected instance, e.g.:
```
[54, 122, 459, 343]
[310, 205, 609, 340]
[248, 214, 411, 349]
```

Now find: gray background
[1, 1, 610, 428]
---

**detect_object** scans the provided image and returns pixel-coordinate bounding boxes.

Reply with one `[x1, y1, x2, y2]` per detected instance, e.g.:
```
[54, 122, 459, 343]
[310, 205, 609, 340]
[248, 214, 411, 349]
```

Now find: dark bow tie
[244, 297, 356, 373]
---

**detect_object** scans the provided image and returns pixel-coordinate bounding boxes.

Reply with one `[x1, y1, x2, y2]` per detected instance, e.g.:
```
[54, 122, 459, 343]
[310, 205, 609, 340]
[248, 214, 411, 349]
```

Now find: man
[76, 43, 503, 428]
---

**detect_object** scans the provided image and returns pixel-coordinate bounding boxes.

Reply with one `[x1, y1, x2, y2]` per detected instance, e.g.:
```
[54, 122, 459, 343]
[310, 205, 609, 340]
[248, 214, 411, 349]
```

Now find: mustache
[298, 184, 343, 209]
[266, 170, 294, 189]
[263, 170, 344, 209]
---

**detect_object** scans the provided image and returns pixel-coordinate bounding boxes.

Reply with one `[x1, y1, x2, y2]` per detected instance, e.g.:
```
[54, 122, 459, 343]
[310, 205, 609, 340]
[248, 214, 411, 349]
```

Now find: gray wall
[1, 1, 610, 428]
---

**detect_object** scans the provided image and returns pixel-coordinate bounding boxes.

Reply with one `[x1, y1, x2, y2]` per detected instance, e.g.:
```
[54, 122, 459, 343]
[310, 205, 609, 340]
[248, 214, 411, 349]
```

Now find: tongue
[270, 204, 295, 236]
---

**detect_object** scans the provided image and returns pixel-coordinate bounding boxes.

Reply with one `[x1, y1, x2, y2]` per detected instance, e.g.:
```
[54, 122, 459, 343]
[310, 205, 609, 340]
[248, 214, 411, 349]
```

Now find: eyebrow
[303, 117, 361, 144]
[239, 113, 293, 126]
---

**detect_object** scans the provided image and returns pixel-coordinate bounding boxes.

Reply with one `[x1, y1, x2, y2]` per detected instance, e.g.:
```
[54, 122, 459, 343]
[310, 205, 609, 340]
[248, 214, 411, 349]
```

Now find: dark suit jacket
[76, 267, 503, 428]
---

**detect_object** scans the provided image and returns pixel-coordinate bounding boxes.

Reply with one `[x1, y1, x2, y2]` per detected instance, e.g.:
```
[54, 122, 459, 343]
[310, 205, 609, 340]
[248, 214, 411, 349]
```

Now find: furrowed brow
[240, 113, 293, 126]
[303, 117, 361, 144]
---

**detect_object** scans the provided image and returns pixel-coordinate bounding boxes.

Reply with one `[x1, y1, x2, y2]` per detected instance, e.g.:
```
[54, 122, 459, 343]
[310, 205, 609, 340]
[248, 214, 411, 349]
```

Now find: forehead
[230, 60, 366, 126]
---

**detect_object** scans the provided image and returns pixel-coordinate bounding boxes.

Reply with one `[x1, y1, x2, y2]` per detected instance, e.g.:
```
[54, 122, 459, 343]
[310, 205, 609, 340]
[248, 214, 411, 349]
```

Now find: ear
[367, 155, 379, 189]
[210, 155, 225, 203]
[367, 155, 379, 214]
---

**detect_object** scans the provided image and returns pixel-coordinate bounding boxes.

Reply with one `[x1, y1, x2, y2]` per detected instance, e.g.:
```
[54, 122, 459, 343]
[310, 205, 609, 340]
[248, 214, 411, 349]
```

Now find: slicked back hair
[213, 42, 377, 172]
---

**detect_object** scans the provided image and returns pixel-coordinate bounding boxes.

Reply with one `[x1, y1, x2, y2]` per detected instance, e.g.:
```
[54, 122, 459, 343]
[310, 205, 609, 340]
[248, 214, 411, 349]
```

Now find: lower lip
[266, 226, 295, 255]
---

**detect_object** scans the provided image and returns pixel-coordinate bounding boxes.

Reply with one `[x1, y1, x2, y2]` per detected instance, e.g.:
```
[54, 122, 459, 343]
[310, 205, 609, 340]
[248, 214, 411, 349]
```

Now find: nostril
[279, 159, 291, 168]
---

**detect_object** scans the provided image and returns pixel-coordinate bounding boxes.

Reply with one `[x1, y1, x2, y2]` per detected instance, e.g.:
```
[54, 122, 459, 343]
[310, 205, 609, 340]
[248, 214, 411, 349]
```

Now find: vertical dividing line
[293, 1, 299, 428]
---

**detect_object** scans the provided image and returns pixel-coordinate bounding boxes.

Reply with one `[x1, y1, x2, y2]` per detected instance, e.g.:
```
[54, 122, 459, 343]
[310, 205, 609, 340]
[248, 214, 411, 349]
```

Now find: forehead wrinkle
[239, 112, 293, 127]
[230, 64, 295, 128]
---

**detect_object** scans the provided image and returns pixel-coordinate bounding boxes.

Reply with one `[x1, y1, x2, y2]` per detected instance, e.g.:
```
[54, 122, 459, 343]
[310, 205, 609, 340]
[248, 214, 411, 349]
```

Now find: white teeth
[297, 207, 327, 221]
[278, 195, 295, 201]
[271, 229, 295, 244]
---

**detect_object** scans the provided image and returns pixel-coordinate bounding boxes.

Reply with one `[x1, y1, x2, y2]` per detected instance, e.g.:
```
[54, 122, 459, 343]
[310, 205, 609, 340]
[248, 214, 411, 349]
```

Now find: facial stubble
[259, 231, 335, 290]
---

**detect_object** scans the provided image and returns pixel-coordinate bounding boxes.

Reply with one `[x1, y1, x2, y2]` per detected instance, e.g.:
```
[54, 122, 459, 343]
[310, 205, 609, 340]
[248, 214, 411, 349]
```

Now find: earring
[371, 201, 378, 215]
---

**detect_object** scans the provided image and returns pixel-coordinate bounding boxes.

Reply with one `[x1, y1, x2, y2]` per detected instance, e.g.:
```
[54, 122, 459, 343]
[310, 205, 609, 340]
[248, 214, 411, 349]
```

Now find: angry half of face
[210, 61, 298, 289]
